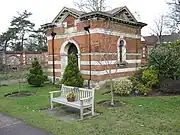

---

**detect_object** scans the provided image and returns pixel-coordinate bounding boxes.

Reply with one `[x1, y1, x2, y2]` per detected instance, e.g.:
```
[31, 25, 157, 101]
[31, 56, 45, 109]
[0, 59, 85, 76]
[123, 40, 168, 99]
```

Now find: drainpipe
[51, 24, 57, 85]
[84, 25, 91, 88]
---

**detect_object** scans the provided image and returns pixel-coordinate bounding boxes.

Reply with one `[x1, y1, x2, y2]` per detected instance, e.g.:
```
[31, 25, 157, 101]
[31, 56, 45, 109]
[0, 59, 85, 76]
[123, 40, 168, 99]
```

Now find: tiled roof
[143, 35, 158, 44]
[144, 33, 180, 45]
[161, 33, 180, 43]
[42, 6, 147, 29]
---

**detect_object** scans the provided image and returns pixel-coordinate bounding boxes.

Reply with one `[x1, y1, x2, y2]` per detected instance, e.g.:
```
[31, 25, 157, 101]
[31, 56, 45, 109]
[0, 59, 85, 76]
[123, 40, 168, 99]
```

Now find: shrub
[27, 58, 47, 87]
[142, 68, 159, 88]
[113, 79, 133, 96]
[105, 80, 111, 89]
[159, 79, 180, 94]
[148, 44, 180, 80]
[133, 67, 147, 81]
[135, 83, 151, 95]
[61, 53, 84, 87]
[128, 76, 139, 89]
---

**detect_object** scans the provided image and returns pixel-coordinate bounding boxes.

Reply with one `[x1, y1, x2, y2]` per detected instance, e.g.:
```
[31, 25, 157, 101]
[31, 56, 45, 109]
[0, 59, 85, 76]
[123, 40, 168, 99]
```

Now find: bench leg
[50, 100, 53, 110]
[91, 106, 94, 116]
[50, 94, 53, 110]
[80, 108, 83, 120]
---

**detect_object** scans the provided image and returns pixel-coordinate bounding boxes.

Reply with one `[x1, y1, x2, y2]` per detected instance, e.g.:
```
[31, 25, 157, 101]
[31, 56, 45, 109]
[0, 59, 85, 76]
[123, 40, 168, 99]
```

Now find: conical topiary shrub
[27, 58, 47, 87]
[61, 53, 84, 87]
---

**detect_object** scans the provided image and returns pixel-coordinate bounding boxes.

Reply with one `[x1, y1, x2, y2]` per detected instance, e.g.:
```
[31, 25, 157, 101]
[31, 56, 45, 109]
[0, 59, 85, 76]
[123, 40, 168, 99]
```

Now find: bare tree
[151, 15, 166, 44]
[91, 20, 126, 106]
[96, 46, 118, 106]
[133, 11, 141, 21]
[73, 0, 107, 12]
[167, 0, 180, 31]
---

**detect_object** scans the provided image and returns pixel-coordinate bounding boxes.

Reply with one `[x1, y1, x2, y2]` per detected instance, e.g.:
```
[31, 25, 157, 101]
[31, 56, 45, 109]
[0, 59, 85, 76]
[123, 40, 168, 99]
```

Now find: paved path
[0, 113, 52, 135]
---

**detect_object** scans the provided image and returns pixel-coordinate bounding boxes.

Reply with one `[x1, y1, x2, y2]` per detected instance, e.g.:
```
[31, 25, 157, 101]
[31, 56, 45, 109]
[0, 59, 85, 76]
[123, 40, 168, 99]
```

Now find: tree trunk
[21, 32, 25, 51]
[4, 40, 8, 52]
[110, 78, 114, 106]
[109, 70, 114, 106]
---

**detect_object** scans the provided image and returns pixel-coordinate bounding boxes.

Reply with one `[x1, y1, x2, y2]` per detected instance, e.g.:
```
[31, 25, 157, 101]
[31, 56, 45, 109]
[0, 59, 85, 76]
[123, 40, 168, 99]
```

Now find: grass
[0, 84, 180, 135]
[0, 68, 48, 79]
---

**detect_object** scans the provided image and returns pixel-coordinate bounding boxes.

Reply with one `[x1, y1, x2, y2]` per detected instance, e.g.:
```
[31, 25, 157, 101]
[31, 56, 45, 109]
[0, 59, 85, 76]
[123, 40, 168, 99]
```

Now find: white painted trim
[48, 61, 61, 64]
[81, 60, 116, 65]
[80, 60, 141, 66]
[60, 39, 81, 56]
[126, 53, 141, 56]
[117, 37, 126, 61]
[60, 39, 81, 75]
[47, 28, 141, 40]
[81, 53, 117, 56]
[48, 69, 61, 72]
[47, 67, 139, 75]
[80, 53, 141, 56]
[81, 67, 139, 75]
[126, 60, 141, 63]
[47, 59, 141, 66]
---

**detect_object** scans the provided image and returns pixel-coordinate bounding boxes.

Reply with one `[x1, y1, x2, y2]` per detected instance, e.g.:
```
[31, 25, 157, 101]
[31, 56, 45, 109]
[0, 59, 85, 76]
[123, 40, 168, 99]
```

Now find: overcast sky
[0, 0, 169, 36]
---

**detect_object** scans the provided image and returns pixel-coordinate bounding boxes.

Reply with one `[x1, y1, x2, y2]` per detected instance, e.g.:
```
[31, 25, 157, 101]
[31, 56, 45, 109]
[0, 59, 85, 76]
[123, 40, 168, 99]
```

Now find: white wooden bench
[49, 84, 95, 119]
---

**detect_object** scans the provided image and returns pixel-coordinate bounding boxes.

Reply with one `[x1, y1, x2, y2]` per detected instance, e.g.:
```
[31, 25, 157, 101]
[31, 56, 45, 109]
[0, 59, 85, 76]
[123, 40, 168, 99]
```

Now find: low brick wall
[0, 51, 48, 68]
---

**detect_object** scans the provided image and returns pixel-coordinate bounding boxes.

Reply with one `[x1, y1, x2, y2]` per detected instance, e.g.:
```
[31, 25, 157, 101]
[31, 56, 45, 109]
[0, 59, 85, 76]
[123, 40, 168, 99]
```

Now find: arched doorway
[60, 40, 80, 76]
[67, 43, 78, 66]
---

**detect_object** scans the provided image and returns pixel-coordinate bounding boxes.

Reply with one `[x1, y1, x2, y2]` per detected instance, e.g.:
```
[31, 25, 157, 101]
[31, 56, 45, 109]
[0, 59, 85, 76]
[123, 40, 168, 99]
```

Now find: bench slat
[52, 97, 92, 108]
[50, 84, 95, 120]
[83, 111, 92, 116]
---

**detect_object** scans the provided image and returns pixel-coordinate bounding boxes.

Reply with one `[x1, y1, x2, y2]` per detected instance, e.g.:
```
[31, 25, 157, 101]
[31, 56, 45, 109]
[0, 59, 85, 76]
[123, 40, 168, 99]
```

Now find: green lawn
[0, 84, 180, 135]
[0, 68, 47, 80]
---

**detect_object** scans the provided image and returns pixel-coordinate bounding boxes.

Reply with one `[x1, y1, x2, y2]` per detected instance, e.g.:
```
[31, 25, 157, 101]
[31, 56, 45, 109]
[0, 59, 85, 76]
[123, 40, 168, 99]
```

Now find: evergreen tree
[0, 28, 18, 51]
[10, 10, 35, 51]
[61, 53, 84, 87]
[27, 58, 47, 87]
[25, 28, 47, 52]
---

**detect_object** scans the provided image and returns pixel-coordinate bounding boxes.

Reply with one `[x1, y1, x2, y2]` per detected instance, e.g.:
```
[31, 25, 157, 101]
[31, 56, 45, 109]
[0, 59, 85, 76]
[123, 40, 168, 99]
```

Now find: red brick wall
[82, 71, 136, 81]
[63, 15, 76, 28]
[86, 20, 141, 35]
[47, 17, 143, 81]
[3, 52, 48, 67]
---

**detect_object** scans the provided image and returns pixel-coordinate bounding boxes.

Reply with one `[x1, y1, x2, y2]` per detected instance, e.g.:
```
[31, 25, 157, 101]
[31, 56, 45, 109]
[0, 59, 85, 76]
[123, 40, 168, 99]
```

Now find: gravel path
[0, 113, 52, 135]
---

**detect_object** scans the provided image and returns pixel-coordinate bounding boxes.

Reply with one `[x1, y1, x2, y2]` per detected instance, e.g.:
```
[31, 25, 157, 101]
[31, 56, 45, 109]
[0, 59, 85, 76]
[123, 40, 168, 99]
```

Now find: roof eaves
[52, 7, 81, 23]
[80, 11, 147, 27]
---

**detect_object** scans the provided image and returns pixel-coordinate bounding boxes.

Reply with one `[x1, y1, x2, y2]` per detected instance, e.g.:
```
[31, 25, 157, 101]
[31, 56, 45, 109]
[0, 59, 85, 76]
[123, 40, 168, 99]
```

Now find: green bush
[113, 79, 133, 96]
[133, 67, 147, 81]
[148, 44, 180, 80]
[129, 68, 158, 95]
[135, 83, 151, 95]
[27, 58, 47, 87]
[105, 80, 111, 89]
[142, 68, 159, 88]
[61, 53, 84, 87]
[128, 76, 139, 89]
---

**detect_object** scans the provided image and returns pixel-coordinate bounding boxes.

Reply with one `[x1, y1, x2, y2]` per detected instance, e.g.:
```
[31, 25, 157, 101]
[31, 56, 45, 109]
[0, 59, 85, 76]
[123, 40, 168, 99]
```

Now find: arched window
[117, 38, 126, 62]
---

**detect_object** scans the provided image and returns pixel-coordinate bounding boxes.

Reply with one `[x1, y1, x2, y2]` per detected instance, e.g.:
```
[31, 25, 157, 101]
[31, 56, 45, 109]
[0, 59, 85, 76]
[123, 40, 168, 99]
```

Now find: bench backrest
[60, 84, 94, 100]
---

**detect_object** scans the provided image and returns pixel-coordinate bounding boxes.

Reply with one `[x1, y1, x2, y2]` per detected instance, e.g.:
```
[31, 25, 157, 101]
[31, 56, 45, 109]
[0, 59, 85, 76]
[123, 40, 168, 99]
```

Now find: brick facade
[43, 7, 147, 82]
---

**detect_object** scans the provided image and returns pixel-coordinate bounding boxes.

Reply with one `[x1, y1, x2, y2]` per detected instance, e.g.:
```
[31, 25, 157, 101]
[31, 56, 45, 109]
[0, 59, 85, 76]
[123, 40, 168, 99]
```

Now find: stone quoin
[42, 6, 147, 83]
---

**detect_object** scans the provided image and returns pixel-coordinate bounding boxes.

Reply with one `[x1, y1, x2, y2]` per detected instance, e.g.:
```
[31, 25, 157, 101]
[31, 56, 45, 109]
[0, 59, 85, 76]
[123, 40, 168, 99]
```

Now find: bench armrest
[80, 96, 92, 101]
[49, 91, 61, 94]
